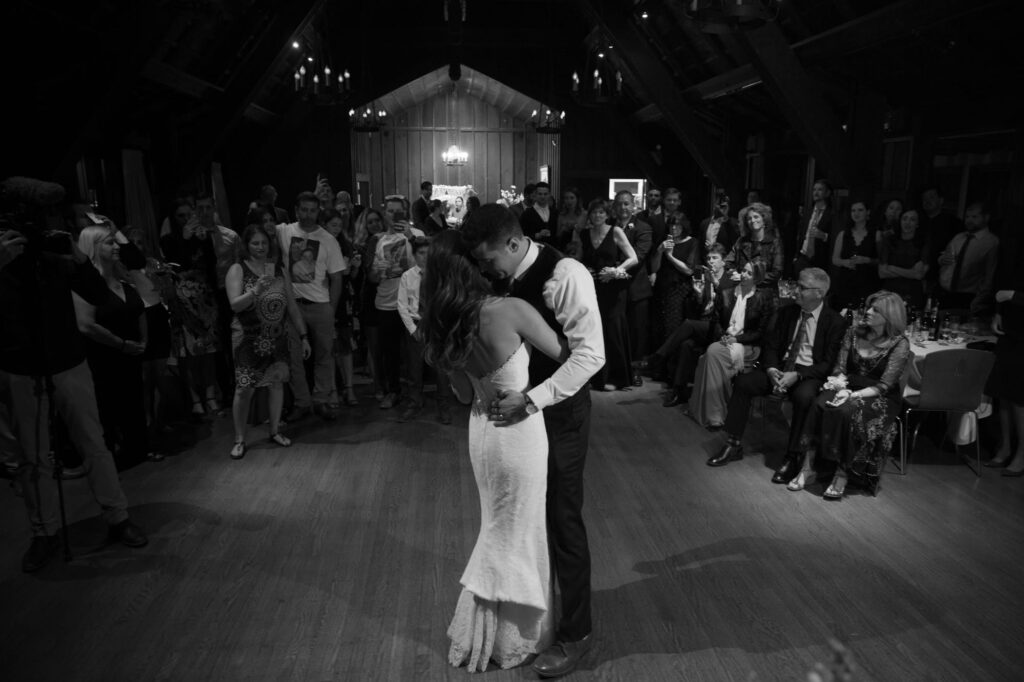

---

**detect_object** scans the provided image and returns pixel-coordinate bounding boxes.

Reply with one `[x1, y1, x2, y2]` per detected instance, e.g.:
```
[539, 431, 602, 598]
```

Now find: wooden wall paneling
[369, 132, 384, 207]
[472, 132, 486, 195]
[525, 128, 539, 186]
[381, 129, 396, 196]
[394, 126, 409, 199]
[500, 129, 514, 193]
[420, 130, 435, 188]
[486, 132, 501, 202]
[513, 123, 526, 190]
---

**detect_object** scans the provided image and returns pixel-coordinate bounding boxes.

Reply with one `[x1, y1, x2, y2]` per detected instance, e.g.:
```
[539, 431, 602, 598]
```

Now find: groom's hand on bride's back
[490, 390, 528, 426]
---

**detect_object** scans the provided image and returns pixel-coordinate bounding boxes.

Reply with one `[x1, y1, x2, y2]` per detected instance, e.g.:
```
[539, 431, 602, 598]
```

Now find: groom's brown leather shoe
[532, 634, 592, 678]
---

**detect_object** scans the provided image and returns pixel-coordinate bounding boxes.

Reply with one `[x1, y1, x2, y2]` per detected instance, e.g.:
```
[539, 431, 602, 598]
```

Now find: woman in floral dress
[795, 290, 911, 498]
[224, 223, 310, 459]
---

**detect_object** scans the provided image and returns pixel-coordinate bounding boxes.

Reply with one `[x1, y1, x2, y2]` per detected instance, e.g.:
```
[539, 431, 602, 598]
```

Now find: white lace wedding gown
[447, 342, 554, 672]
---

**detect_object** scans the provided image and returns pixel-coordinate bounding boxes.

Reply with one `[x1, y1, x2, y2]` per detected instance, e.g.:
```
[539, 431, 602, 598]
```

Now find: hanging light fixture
[530, 107, 566, 135]
[442, 145, 468, 166]
[349, 103, 388, 132]
[684, 0, 780, 34]
[291, 28, 351, 105]
[571, 30, 623, 108]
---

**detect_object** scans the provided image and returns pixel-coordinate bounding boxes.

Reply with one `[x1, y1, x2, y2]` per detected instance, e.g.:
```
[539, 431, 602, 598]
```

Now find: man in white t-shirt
[276, 191, 348, 420]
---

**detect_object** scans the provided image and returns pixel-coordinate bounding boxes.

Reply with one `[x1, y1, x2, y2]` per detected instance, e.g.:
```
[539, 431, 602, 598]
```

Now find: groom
[463, 204, 605, 678]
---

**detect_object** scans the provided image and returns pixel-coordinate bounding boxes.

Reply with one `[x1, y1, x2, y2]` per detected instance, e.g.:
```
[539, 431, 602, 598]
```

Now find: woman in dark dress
[73, 226, 159, 468]
[984, 232, 1024, 476]
[577, 199, 638, 390]
[796, 291, 912, 498]
[830, 200, 880, 312]
[650, 208, 699, 346]
[878, 208, 929, 309]
[225, 223, 310, 459]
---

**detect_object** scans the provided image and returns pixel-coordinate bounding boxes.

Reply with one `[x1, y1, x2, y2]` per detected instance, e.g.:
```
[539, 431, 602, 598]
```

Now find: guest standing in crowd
[984, 231, 1024, 477]
[276, 191, 347, 421]
[796, 291, 911, 498]
[367, 208, 413, 409]
[424, 199, 448, 236]
[613, 191, 653, 380]
[728, 202, 784, 294]
[160, 198, 223, 419]
[830, 200, 880, 312]
[919, 185, 962, 291]
[225, 223, 310, 459]
[557, 187, 586, 253]
[688, 259, 774, 429]
[698, 191, 740, 261]
[354, 208, 386, 398]
[411, 181, 433, 230]
[650, 195, 698, 345]
[74, 226, 160, 468]
[578, 199, 638, 391]
[874, 198, 904, 238]
[520, 181, 559, 247]
[935, 202, 999, 315]
[791, 179, 835, 276]
[878, 207, 929, 309]
[321, 208, 359, 407]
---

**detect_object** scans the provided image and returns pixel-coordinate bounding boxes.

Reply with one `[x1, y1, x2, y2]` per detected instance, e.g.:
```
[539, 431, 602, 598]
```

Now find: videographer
[0, 177, 148, 573]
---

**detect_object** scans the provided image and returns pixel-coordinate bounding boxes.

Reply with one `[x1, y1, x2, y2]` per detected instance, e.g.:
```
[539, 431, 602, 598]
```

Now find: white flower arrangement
[823, 374, 848, 392]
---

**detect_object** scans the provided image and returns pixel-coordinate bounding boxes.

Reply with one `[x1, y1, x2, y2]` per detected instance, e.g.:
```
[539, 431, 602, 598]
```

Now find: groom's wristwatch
[524, 395, 539, 415]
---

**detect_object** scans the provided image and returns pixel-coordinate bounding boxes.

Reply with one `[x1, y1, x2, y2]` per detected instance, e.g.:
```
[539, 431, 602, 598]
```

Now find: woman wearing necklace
[794, 290, 911, 499]
[576, 199, 638, 390]
[73, 226, 161, 468]
[225, 223, 310, 459]
[831, 200, 880, 312]
[650, 201, 699, 347]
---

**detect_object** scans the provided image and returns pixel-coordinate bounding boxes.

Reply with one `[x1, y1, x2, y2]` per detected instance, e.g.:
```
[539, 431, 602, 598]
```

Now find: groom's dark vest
[510, 245, 567, 388]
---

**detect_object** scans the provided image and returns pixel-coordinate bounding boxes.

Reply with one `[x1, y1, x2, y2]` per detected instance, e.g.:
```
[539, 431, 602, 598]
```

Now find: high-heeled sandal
[230, 440, 246, 460]
[824, 472, 848, 500]
[269, 433, 291, 447]
[787, 470, 815, 491]
[206, 399, 225, 417]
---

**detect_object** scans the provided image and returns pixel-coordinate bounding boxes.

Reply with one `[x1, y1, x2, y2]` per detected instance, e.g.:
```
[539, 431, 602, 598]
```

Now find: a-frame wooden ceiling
[3, 0, 1019, 186]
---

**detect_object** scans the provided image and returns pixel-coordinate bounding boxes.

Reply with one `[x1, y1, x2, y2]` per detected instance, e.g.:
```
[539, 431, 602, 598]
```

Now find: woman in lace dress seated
[420, 231, 568, 672]
[795, 290, 911, 499]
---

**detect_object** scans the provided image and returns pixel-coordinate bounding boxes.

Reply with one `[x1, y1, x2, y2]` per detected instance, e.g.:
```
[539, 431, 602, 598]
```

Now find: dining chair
[901, 348, 995, 476]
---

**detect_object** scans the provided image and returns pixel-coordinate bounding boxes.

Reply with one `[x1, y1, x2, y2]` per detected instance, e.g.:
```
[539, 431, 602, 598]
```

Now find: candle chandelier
[442, 145, 468, 166]
[530, 107, 566, 134]
[291, 33, 351, 106]
[349, 104, 388, 133]
[571, 31, 623, 108]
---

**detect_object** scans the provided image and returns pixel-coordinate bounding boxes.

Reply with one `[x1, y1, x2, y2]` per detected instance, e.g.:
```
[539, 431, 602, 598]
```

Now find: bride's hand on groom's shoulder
[489, 390, 527, 426]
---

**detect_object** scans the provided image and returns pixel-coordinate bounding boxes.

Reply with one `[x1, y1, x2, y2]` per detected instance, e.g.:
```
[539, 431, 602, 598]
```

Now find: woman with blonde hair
[795, 290, 911, 498]
[73, 226, 162, 468]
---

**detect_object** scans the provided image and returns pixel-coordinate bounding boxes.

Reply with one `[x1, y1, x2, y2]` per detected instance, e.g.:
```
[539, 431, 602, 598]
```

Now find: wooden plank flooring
[2, 380, 1023, 681]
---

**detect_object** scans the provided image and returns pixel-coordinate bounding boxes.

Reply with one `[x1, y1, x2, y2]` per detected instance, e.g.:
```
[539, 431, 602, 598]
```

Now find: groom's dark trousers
[543, 387, 592, 641]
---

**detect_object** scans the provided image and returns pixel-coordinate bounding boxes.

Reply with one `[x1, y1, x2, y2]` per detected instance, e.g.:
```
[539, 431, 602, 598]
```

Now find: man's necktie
[949, 233, 974, 292]
[783, 310, 813, 372]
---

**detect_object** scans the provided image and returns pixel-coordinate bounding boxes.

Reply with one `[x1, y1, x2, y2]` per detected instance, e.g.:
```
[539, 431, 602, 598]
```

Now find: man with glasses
[708, 268, 847, 482]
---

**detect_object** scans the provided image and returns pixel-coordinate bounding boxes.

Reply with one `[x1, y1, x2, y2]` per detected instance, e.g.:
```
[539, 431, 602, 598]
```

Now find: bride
[420, 231, 567, 672]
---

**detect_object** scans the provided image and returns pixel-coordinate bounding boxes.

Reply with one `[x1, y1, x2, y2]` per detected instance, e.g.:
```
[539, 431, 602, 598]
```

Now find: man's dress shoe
[771, 455, 804, 484]
[533, 635, 592, 678]
[707, 443, 743, 467]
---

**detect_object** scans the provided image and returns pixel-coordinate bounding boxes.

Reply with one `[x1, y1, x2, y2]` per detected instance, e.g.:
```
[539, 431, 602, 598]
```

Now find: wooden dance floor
[2, 381, 1023, 681]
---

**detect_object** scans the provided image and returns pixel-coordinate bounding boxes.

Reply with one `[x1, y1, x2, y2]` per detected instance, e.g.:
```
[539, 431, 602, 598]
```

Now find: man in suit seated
[708, 267, 847, 482]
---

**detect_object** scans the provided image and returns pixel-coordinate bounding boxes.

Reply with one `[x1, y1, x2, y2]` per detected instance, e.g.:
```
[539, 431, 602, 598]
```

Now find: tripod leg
[38, 376, 72, 561]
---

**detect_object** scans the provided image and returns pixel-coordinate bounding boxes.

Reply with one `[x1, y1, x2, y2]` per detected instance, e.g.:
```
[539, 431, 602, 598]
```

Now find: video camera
[0, 176, 73, 256]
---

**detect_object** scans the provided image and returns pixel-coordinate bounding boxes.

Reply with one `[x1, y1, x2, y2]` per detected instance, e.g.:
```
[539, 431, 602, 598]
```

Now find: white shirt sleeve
[396, 269, 418, 335]
[525, 258, 606, 410]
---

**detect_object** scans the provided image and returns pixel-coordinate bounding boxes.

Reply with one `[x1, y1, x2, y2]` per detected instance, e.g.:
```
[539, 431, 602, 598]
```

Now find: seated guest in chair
[688, 258, 775, 429]
[708, 267, 847, 473]
[793, 291, 911, 498]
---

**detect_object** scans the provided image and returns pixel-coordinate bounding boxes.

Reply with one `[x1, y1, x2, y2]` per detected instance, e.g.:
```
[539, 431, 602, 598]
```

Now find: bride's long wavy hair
[421, 230, 494, 372]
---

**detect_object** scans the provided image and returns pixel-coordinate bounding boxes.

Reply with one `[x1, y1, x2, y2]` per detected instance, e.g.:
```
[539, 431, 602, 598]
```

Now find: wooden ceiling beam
[683, 0, 1004, 103]
[738, 21, 857, 186]
[573, 0, 743, 194]
[183, 0, 327, 182]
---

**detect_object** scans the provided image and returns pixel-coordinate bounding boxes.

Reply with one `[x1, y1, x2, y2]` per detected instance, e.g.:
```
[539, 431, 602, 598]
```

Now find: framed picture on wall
[608, 178, 645, 202]
[539, 164, 550, 184]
